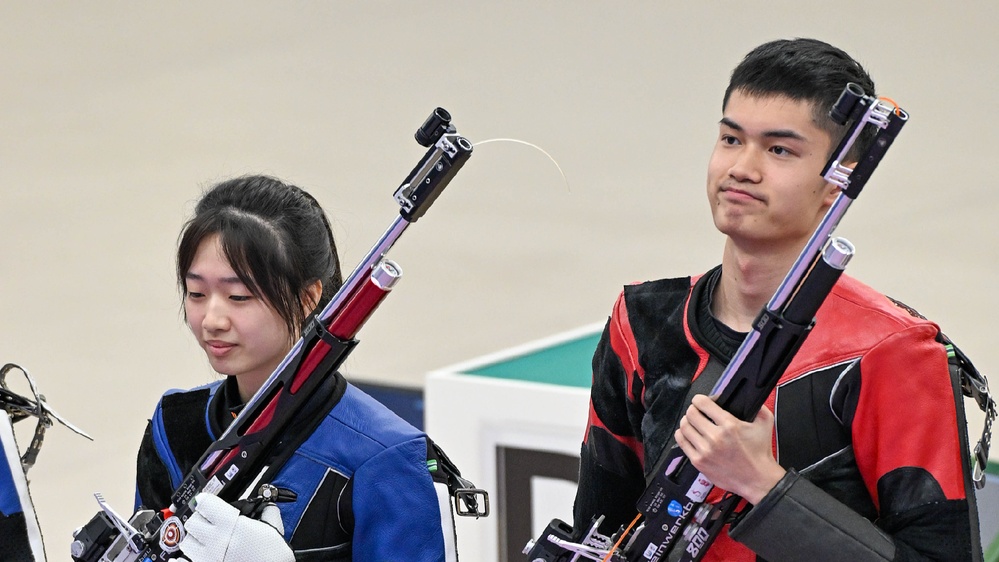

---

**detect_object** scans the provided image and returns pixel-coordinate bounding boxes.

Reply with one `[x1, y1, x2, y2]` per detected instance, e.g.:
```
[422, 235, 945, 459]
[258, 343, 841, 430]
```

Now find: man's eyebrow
[719, 117, 742, 131]
[719, 117, 807, 141]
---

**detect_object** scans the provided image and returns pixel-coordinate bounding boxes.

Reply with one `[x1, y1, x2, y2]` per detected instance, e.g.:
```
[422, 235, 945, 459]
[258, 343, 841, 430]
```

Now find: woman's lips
[205, 340, 236, 357]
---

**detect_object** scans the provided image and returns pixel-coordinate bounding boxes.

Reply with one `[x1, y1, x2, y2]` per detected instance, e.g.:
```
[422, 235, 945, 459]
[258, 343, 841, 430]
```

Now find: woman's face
[183, 233, 293, 401]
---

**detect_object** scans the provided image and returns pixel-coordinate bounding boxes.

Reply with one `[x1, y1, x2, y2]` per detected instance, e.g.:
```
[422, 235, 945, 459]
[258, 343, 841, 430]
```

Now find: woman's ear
[303, 280, 323, 314]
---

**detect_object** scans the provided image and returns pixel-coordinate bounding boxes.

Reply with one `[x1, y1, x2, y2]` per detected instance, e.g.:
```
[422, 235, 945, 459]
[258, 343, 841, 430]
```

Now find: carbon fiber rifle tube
[715, 237, 854, 420]
[783, 238, 853, 325]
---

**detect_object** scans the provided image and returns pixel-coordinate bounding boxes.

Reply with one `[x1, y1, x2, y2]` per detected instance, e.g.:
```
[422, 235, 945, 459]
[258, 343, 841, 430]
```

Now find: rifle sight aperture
[415, 107, 454, 147]
[829, 82, 868, 125]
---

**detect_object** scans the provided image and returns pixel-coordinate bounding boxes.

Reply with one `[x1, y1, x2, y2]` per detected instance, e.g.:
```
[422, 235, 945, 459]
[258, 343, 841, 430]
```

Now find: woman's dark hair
[177, 175, 343, 338]
[723, 38, 877, 160]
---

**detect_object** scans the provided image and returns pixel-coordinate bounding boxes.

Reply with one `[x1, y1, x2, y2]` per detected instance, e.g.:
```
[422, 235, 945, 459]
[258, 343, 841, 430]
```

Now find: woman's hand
[181, 493, 294, 562]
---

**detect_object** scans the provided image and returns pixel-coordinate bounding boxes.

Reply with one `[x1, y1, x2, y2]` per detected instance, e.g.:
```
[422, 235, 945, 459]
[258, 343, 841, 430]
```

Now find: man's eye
[721, 135, 739, 145]
[771, 146, 791, 156]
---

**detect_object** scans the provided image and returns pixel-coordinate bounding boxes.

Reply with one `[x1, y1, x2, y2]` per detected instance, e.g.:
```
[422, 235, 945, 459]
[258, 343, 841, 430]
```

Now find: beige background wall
[2, 2, 996, 558]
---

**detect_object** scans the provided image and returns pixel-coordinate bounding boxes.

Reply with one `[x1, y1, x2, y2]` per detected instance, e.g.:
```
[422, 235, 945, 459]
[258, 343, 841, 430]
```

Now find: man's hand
[181, 493, 294, 562]
[674, 394, 786, 504]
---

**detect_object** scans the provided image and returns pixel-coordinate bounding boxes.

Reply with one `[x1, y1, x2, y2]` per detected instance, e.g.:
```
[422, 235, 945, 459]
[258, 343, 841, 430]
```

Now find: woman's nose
[201, 296, 231, 332]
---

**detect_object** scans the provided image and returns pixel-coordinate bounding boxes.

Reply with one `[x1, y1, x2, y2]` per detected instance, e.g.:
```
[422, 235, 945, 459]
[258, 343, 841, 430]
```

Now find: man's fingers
[756, 404, 774, 424]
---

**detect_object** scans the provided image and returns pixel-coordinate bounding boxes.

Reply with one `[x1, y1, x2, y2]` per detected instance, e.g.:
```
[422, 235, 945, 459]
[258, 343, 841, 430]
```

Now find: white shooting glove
[180, 492, 294, 562]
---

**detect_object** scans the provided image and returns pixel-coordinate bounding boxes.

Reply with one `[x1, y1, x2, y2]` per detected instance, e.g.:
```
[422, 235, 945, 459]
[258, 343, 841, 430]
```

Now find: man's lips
[720, 186, 764, 202]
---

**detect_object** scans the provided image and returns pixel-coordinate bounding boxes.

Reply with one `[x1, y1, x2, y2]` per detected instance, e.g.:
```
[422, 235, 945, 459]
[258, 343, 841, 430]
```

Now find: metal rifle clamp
[70, 108, 480, 562]
[949, 339, 996, 490]
[525, 84, 908, 562]
[1, 363, 93, 472]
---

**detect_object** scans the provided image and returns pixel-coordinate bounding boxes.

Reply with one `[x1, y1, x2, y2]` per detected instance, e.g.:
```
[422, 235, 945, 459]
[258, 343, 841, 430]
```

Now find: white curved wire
[472, 137, 571, 191]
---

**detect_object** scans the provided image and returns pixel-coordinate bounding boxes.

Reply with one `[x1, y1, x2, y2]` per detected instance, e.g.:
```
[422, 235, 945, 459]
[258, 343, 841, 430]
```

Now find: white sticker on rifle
[204, 476, 224, 495]
[686, 473, 712, 502]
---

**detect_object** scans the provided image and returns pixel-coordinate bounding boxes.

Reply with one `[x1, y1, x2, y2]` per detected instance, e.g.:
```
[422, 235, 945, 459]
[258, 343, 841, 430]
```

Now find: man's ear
[822, 159, 855, 206]
[822, 182, 841, 207]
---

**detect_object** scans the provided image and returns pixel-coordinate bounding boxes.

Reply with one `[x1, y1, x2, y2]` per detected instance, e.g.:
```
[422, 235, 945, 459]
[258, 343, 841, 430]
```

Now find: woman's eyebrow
[185, 271, 244, 284]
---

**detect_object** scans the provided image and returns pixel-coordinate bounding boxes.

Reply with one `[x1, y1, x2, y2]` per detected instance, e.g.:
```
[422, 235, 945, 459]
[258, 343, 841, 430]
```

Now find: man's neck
[712, 238, 802, 332]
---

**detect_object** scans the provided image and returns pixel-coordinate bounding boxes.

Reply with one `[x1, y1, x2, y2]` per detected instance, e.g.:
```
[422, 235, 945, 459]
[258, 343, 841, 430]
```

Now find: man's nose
[729, 147, 763, 183]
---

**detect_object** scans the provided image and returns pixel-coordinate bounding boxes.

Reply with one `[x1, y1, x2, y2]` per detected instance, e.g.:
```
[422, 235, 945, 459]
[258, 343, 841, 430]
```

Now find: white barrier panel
[979, 473, 999, 558]
[425, 324, 600, 562]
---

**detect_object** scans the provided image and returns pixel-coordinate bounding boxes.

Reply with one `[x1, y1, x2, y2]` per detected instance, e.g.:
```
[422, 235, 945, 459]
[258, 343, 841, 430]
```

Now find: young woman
[135, 175, 460, 562]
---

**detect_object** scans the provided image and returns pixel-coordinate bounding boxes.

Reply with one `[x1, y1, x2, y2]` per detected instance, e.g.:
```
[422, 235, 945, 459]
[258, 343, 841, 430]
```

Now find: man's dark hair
[724, 38, 877, 159]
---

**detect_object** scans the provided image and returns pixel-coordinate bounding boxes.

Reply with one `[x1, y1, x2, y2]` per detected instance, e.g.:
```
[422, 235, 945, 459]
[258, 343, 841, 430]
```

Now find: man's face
[706, 90, 839, 252]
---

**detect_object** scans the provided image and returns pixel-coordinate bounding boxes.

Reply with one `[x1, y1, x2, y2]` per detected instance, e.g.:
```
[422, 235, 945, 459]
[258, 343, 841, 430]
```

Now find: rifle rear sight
[415, 107, 454, 147]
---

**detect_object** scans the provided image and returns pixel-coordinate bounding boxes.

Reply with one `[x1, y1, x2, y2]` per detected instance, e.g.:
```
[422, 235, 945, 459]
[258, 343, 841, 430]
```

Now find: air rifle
[525, 84, 909, 561]
[70, 108, 488, 562]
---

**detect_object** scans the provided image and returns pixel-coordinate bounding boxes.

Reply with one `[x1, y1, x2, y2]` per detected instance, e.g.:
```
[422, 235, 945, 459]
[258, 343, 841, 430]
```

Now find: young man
[574, 38, 983, 561]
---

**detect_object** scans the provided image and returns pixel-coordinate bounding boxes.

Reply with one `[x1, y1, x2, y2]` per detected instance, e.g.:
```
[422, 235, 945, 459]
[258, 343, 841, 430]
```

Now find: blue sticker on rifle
[667, 500, 683, 517]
